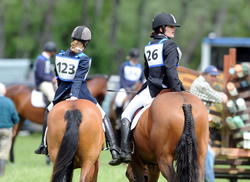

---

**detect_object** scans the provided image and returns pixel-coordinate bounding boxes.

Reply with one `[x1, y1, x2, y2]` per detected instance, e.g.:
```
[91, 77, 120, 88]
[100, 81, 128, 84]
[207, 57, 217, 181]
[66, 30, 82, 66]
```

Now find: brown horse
[6, 75, 108, 162]
[127, 91, 209, 182]
[47, 99, 104, 182]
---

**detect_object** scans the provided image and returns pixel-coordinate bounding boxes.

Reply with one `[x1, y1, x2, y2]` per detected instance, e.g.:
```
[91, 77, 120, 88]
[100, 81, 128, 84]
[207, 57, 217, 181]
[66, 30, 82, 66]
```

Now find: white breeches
[114, 88, 128, 108]
[121, 86, 153, 121]
[39, 81, 55, 102]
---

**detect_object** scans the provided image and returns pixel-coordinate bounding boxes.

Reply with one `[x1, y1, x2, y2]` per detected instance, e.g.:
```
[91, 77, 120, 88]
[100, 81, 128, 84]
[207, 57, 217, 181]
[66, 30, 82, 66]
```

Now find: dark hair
[150, 26, 165, 38]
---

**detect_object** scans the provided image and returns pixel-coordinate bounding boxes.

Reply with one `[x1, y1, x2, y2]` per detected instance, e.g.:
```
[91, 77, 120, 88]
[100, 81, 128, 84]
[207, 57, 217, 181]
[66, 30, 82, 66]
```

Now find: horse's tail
[175, 104, 198, 182]
[51, 109, 82, 182]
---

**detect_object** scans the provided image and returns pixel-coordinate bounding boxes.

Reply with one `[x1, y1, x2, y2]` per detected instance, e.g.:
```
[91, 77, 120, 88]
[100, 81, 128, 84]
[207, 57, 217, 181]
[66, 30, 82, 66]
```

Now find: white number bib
[55, 55, 79, 81]
[124, 66, 142, 81]
[144, 43, 164, 67]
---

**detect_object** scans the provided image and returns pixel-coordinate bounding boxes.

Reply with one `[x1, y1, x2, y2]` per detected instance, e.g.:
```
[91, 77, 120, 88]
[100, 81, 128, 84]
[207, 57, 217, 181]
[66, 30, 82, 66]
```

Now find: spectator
[0, 83, 19, 176]
[190, 65, 228, 182]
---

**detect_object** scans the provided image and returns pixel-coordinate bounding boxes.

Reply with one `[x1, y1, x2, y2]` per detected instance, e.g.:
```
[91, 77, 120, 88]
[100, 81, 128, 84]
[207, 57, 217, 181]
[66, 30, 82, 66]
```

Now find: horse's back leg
[147, 165, 160, 182]
[127, 154, 146, 182]
[80, 162, 96, 182]
[197, 148, 206, 182]
[157, 155, 176, 182]
[91, 160, 99, 182]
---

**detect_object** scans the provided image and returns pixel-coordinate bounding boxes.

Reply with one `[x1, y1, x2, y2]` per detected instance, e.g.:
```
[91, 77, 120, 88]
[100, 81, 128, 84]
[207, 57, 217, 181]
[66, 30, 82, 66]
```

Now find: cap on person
[203, 65, 219, 76]
[152, 13, 181, 30]
[129, 48, 140, 59]
[71, 25, 91, 41]
[43, 41, 57, 52]
[0, 82, 6, 96]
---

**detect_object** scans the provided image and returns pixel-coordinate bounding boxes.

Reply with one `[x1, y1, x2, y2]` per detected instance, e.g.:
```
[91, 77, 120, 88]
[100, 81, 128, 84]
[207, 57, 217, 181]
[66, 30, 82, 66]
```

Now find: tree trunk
[0, 2, 5, 58]
[82, 0, 89, 26]
[213, 2, 228, 37]
[40, 0, 57, 47]
[182, 15, 206, 65]
[136, 0, 147, 49]
[109, 0, 120, 44]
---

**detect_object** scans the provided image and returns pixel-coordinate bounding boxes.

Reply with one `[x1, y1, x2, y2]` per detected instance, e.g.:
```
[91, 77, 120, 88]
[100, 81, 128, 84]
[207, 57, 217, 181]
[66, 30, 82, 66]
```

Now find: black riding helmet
[44, 41, 57, 52]
[71, 25, 91, 41]
[129, 48, 140, 59]
[152, 13, 181, 30]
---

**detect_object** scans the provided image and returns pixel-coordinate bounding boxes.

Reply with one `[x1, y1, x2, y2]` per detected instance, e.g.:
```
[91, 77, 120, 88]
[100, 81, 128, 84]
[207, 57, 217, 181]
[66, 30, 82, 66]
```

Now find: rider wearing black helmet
[114, 13, 185, 165]
[34, 41, 57, 103]
[114, 48, 144, 117]
[35, 25, 121, 166]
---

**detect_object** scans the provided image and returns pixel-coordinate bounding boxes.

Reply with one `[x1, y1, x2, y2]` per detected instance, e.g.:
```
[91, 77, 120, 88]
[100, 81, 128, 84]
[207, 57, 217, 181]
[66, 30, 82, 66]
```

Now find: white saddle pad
[131, 104, 151, 130]
[31, 90, 46, 108]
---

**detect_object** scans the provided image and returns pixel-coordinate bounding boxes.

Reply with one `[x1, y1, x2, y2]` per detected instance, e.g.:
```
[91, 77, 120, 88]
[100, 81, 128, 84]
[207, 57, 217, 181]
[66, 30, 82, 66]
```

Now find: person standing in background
[190, 65, 228, 182]
[0, 83, 19, 176]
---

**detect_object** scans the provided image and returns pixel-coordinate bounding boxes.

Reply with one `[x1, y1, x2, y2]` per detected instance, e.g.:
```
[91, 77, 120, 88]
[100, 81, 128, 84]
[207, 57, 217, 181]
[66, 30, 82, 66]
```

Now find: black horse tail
[175, 104, 198, 182]
[51, 109, 82, 182]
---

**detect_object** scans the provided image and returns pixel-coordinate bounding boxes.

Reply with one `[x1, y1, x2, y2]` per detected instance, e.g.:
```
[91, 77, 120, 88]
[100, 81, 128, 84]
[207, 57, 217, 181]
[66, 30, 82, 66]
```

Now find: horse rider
[113, 13, 185, 165]
[34, 41, 57, 103]
[190, 65, 228, 182]
[34, 25, 121, 166]
[0, 83, 19, 176]
[114, 48, 144, 117]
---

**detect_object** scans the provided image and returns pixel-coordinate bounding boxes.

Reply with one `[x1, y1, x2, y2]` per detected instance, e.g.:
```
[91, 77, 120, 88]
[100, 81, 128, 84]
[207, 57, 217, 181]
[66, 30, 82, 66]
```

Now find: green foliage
[1, 0, 250, 73]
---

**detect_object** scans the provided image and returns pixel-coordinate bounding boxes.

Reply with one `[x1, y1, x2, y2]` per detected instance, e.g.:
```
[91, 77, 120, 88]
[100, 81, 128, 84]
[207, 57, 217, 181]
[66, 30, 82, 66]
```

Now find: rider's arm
[119, 63, 127, 89]
[35, 59, 54, 82]
[163, 41, 184, 92]
[70, 56, 90, 98]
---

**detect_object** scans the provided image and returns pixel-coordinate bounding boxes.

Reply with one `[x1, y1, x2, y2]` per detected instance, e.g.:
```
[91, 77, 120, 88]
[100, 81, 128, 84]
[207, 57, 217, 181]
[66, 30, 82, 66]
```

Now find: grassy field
[1, 133, 250, 182]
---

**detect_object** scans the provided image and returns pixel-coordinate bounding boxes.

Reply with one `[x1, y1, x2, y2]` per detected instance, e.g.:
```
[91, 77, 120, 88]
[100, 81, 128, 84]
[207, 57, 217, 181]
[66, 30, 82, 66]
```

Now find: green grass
[1, 133, 250, 182]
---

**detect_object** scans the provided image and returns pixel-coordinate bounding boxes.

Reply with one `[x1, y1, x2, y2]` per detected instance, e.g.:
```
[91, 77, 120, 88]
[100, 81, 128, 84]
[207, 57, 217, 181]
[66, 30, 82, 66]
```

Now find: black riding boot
[103, 115, 121, 166]
[120, 118, 132, 163]
[34, 109, 48, 155]
[0, 159, 6, 176]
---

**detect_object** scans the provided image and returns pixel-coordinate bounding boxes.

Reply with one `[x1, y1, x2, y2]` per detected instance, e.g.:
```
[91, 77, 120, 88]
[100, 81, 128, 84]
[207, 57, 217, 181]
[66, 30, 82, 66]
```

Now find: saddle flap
[31, 90, 46, 108]
[131, 104, 151, 130]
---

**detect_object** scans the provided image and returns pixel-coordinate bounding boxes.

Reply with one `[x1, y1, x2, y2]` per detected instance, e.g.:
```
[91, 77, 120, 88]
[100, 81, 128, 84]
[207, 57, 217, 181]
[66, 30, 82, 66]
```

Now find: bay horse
[6, 75, 108, 162]
[47, 99, 104, 182]
[127, 91, 209, 182]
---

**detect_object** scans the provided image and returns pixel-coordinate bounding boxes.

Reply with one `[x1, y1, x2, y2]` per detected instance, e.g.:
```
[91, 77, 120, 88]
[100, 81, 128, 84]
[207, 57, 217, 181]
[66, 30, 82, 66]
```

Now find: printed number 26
[146, 49, 158, 61]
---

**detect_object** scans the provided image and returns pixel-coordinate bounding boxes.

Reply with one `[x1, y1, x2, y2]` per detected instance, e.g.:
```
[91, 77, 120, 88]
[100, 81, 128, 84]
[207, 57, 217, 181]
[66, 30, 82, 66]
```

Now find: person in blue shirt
[34, 41, 57, 102]
[0, 83, 19, 176]
[113, 13, 185, 165]
[114, 48, 144, 116]
[35, 25, 121, 165]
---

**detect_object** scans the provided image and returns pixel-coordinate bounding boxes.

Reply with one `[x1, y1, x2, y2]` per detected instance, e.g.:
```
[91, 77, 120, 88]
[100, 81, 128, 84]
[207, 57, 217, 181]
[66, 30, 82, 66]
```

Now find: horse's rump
[131, 91, 209, 182]
[47, 100, 104, 167]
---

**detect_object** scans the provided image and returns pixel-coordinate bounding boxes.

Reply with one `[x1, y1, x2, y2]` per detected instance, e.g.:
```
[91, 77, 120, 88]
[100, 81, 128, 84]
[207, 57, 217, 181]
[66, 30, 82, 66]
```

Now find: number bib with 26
[145, 43, 164, 67]
[55, 56, 79, 81]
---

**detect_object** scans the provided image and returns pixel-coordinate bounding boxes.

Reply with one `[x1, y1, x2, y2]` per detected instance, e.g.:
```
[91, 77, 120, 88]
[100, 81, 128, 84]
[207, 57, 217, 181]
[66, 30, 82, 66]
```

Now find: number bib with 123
[55, 56, 79, 81]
